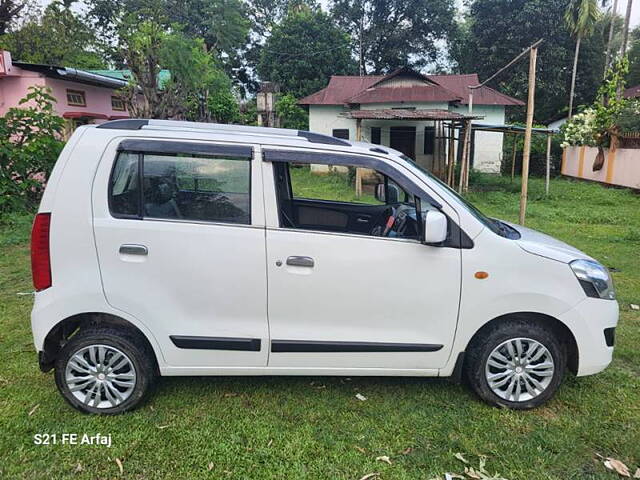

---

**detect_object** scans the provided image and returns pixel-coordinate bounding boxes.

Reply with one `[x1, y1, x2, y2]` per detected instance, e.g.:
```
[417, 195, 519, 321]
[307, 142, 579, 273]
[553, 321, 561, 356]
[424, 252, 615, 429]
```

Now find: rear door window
[109, 144, 251, 224]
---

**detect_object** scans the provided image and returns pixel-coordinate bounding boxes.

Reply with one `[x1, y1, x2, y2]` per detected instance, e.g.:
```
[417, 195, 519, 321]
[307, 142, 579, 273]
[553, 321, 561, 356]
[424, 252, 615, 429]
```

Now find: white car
[30, 119, 618, 414]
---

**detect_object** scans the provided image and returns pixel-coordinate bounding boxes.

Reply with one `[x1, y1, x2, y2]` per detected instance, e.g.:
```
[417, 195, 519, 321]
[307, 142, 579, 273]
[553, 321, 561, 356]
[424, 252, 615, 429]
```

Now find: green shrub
[0, 86, 65, 213]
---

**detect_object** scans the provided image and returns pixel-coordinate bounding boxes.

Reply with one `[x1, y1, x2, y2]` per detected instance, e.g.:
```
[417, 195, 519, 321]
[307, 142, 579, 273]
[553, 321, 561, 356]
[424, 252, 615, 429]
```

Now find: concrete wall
[562, 145, 640, 190]
[308, 102, 506, 174]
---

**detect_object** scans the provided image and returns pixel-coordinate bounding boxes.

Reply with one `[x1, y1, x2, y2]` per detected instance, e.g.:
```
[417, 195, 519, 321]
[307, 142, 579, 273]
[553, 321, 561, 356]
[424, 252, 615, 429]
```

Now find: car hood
[503, 221, 595, 264]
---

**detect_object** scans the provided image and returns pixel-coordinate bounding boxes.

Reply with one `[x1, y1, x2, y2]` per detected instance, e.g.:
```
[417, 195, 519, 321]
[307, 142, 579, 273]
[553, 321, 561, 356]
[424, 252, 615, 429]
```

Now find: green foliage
[257, 4, 355, 98]
[455, 0, 606, 123]
[276, 94, 308, 130]
[628, 27, 640, 86]
[331, 0, 457, 74]
[0, 1, 106, 68]
[562, 57, 637, 146]
[564, 0, 600, 38]
[0, 86, 65, 212]
[160, 31, 239, 122]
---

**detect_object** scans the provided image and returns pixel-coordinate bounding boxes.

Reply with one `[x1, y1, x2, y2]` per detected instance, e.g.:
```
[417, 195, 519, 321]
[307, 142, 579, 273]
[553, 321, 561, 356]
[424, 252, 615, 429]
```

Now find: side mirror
[423, 210, 448, 245]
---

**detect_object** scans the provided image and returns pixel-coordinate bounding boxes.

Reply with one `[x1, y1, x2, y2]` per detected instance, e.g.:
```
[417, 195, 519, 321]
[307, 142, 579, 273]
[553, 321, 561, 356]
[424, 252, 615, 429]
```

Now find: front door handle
[286, 256, 314, 267]
[119, 244, 148, 256]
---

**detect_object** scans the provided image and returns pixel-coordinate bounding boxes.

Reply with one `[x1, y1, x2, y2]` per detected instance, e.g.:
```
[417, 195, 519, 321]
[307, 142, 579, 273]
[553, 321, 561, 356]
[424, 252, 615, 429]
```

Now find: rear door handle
[119, 244, 148, 256]
[286, 256, 314, 267]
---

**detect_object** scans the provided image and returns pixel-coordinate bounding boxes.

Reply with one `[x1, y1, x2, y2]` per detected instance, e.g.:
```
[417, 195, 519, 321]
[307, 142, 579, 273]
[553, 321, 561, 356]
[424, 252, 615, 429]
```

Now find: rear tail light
[31, 213, 52, 291]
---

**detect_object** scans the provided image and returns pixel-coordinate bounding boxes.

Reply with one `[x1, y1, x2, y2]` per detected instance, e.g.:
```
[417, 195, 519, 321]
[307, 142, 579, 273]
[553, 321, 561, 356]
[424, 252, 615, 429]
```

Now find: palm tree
[565, 0, 601, 118]
[620, 0, 634, 55]
[604, 0, 618, 72]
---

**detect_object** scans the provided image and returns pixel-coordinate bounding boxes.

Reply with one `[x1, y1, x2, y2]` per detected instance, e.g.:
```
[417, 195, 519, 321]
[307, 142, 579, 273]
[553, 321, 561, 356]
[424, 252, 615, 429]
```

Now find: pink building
[0, 50, 130, 134]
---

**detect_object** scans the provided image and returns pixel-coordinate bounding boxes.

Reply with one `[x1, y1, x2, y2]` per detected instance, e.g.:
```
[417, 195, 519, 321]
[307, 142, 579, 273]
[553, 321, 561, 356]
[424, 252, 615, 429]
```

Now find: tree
[628, 27, 640, 86]
[454, 0, 607, 123]
[0, 0, 31, 34]
[0, 86, 65, 212]
[160, 31, 239, 122]
[276, 93, 308, 129]
[0, 1, 105, 68]
[330, 0, 456, 74]
[620, 0, 634, 55]
[257, 5, 355, 98]
[565, 0, 601, 118]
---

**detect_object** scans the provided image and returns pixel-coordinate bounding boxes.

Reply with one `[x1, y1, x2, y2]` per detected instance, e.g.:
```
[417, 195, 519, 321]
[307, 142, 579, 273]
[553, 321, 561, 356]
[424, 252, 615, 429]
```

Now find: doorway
[390, 126, 416, 160]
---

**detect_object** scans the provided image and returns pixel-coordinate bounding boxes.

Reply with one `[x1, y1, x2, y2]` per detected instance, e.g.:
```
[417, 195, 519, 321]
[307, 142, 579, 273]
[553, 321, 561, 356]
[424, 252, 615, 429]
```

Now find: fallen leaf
[446, 473, 465, 479]
[267, 439, 273, 447]
[633, 467, 640, 478]
[355, 393, 367, 401]
[376, 455, 392, 465]
[464, 467, 482, 479]
[115, 458, 124, 475]
[74, 463, 83, 473]
[358, 473, 379, 480]
[28, 404, 39, 416]
[224, 392, 238, 398]
[157, 425, 170, 429]
[355, 446, 366, 454]
[630, 304, 640, 311]
[400, 447, 414, 455]
[604, 458, 631, 477]
[454, 453, 469, 464]
[207, 462, 214, 471]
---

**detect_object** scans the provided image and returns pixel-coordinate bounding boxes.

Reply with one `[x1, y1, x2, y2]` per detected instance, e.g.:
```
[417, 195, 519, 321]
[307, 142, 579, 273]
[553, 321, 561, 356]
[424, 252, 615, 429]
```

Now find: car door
[92, 137, 268, 368]
[263, 149, 462, 370]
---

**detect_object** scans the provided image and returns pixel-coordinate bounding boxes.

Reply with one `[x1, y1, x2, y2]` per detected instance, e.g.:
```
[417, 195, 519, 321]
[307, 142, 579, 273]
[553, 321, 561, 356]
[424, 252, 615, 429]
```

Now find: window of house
[370, 127, 381, 144]
[110, 150, 251, 224]
[66, 89, 86, 107]
[424, 126, 435, 155]
[111, 96, 126, 111]
[332, 129, 349, 140]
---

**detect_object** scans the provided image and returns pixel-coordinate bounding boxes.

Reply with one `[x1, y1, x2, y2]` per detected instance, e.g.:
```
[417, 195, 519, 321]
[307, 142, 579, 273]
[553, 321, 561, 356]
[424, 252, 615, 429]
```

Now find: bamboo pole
[545, 133, 552, 196]
[510, 134, 518, 181]
[519, 46, 538, 225]
[355, 118, 362, 197]
[447, 123, 456, 186]
[458, 121, 471, 194]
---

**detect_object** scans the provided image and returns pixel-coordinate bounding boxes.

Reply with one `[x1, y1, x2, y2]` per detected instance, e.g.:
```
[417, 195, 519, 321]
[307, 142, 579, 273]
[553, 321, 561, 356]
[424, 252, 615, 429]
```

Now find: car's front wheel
[54, 327, 156, 414]
[465, 319, 566, 409]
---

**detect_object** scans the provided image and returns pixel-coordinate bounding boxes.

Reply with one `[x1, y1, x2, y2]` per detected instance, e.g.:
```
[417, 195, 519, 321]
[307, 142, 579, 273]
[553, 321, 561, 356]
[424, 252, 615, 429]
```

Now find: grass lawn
[1, 175, 639, 479]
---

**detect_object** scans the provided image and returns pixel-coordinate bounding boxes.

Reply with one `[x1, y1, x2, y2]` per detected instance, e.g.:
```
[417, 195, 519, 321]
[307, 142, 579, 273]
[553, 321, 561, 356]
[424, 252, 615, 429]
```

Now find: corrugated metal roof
[299, 69, 524, 107]
[342, 109, 481, 121]
[347, 85, 460, 104]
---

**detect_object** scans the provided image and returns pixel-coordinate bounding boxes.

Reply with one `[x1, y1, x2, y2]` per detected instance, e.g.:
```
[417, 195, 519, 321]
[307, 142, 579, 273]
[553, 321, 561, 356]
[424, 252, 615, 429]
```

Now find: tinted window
[370, 127, 381, 145]
[109, 150, 251, 224]
[332, 129, 349, 140]
[424, 126, 435, 155]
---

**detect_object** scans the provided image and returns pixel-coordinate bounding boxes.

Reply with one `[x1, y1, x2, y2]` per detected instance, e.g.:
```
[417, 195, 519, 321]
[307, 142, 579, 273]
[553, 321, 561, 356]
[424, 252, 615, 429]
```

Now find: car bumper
[558, 297, 619, 376]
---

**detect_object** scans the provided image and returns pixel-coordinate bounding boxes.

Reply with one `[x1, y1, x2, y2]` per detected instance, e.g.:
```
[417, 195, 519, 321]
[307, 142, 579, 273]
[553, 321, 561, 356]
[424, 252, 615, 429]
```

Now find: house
[299, 67, 524, 173]
[0, 50, 130, 135]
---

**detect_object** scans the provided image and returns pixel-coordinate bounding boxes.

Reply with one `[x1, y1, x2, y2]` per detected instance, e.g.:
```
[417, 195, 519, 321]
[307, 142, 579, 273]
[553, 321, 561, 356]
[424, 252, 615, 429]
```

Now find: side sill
[170, 336, 261, 352]
[271, 340, 443, 353]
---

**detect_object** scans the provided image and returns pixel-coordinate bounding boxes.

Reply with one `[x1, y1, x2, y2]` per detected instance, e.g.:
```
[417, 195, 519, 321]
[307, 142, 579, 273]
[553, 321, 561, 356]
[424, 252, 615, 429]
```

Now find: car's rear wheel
[54, 328, 155, 414]
[465, 319, 566, 409]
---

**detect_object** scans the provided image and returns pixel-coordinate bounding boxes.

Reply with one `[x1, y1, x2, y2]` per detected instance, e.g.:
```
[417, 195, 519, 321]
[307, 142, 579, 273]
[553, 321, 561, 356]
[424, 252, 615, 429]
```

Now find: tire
[54, 327, 156, 414]
[465, 319, 566, 410]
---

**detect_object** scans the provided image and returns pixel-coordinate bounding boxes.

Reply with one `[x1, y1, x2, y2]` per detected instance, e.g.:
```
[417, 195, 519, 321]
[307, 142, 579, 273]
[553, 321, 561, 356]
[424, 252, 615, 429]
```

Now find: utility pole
[359, 10, 364, 76]
[519, 45, 539, 225]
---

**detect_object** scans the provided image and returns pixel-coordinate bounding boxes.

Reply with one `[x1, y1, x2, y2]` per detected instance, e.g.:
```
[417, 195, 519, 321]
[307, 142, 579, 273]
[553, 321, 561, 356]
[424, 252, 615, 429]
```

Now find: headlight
[570, 259, 615, 300]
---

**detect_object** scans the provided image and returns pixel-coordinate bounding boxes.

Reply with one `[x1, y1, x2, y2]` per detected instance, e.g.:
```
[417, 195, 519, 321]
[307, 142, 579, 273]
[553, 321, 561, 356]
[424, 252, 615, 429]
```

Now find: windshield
[395, 154, 518, 238]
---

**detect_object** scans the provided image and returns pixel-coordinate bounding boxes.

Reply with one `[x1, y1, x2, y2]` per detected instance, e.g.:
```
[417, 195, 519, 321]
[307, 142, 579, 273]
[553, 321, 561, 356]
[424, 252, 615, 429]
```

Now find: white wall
[308, 102, 507, 174]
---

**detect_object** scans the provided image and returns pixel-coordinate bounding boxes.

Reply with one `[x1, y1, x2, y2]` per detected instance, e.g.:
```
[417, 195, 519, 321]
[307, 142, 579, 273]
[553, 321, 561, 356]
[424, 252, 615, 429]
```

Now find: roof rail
[95, 119, 351, 146]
